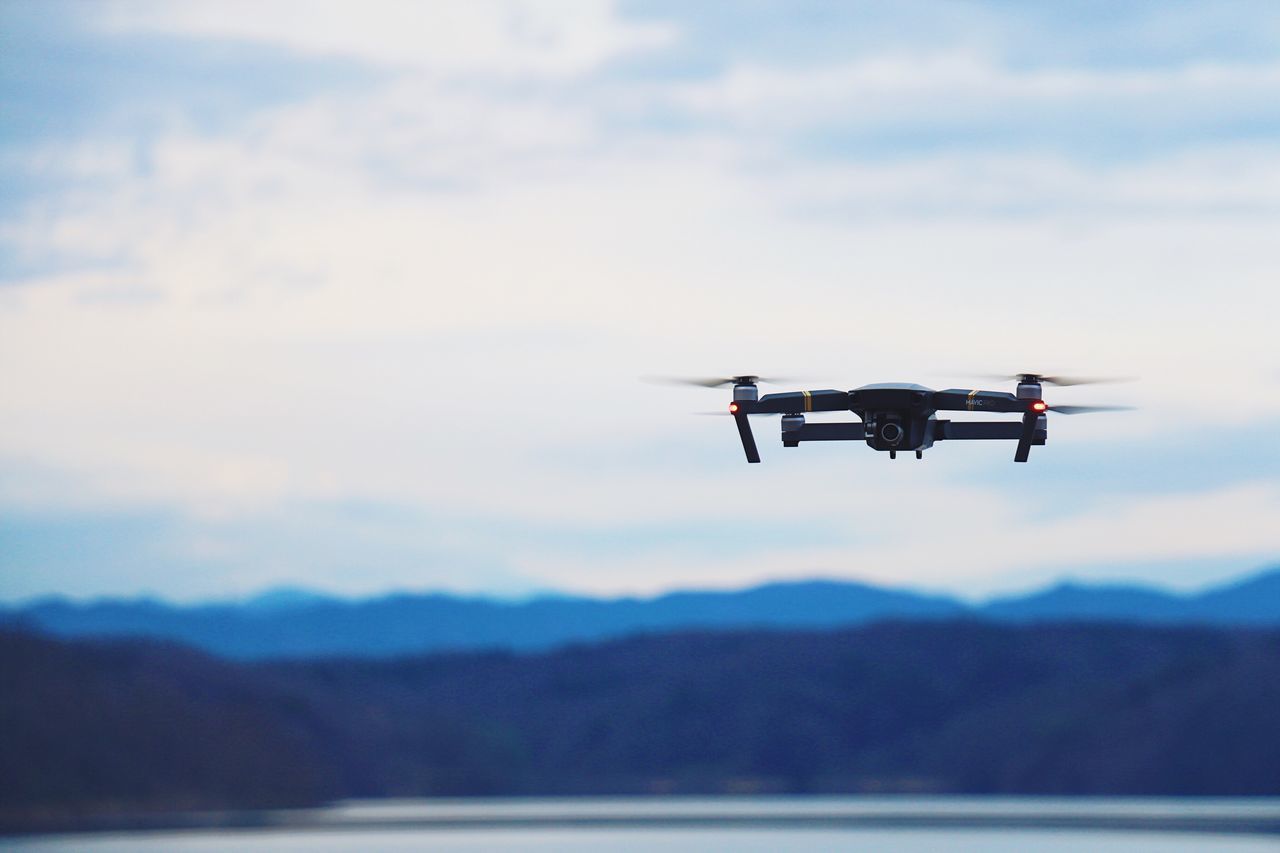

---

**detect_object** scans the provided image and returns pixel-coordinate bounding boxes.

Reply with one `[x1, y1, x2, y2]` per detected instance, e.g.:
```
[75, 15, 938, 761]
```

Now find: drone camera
[879, 421, 904, 445]
[865, 411, 915, 451]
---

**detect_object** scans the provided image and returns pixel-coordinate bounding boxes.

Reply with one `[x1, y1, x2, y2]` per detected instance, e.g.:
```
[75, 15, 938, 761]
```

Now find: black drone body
[694, 373, 1127, 463]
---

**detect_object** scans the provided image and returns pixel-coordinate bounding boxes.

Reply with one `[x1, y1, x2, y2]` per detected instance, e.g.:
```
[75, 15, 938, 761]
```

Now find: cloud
[2, 2, 1278, 601]
[95, 0, 678, 77]
[671, 54, 1280, 122]
[5, 446, 1277, 601]
[510, 482, 1280, 597]
[2, 127, 1277, 526]
[0, 502, 544, 602]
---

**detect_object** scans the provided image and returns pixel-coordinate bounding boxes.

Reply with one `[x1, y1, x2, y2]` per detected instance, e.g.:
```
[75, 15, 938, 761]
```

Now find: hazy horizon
[7, 558, 1277, 610]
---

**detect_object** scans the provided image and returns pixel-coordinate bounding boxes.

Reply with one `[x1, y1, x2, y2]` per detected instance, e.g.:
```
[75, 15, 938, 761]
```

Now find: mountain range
[3, 566, 1277, 660]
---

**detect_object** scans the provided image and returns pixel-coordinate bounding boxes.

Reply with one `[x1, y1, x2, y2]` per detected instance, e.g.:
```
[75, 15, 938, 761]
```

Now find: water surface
[10, 796, 1280, 852]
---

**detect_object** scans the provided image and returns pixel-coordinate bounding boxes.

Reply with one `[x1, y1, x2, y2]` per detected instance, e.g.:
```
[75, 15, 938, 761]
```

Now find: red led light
[728, 402, 740, 414]
[1030, 400, 1048, 413]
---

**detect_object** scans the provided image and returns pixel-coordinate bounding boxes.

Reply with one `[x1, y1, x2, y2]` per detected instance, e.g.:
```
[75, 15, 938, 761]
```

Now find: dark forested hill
[3, 566, 1277, 659]
[3, 621, 1279, 832]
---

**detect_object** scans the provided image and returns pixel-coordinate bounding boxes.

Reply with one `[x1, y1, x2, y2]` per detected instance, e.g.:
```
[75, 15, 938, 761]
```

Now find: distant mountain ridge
[3, 566, 1278, 660]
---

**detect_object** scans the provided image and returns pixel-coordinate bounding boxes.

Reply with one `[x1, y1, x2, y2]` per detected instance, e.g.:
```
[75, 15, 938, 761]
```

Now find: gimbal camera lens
[879, 422, 904, 445]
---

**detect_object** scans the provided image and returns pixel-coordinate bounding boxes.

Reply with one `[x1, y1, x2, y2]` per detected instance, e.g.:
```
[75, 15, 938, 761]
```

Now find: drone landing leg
[1013, 411, 1038, 463]
[733, 413, 761, 463]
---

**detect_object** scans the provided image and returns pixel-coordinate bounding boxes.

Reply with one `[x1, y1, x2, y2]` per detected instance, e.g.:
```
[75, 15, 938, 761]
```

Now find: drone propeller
[1045, 404, 1134, 415]
[644, 374, 793, 388]
[982, 372, 1133, 387]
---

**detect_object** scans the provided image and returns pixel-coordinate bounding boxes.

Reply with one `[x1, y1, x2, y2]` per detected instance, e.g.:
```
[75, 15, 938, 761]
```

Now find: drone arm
[933, 389, 1027, 414]
[753, 390, 851, 415]
[935, 421, 1026, 440]
[934, 419, 1047, 448]
[785, 422, 864, 441]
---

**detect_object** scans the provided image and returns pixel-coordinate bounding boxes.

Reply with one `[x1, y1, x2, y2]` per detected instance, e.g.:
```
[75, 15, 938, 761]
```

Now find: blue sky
[2, 1, 1278, 603]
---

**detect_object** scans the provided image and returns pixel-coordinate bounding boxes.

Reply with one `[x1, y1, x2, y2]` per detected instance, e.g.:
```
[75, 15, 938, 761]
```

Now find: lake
[9, 796, 1280, 852]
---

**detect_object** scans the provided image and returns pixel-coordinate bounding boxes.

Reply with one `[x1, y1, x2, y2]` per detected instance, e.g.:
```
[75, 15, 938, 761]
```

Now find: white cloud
[670, 53, 1280, 127]
[514, 483, 1280, 597]
[3, 3, 1279, 600]
[96, 0, 678, 77]
[4, 125, 1279, 526]
[753, 146, 1280, 217]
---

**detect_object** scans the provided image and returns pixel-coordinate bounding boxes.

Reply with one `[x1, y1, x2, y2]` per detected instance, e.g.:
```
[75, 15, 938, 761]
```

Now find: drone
[664, 373, 1131, 463]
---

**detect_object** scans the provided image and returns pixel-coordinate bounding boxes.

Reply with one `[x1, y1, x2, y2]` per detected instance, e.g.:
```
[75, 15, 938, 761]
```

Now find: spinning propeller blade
[1046, 404, 1135, 415]
[979, 372, 1133, 387]
[643, 375, 794, 388]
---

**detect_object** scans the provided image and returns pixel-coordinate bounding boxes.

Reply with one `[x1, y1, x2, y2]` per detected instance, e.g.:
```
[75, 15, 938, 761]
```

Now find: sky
[2, 0, 1278, 604]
